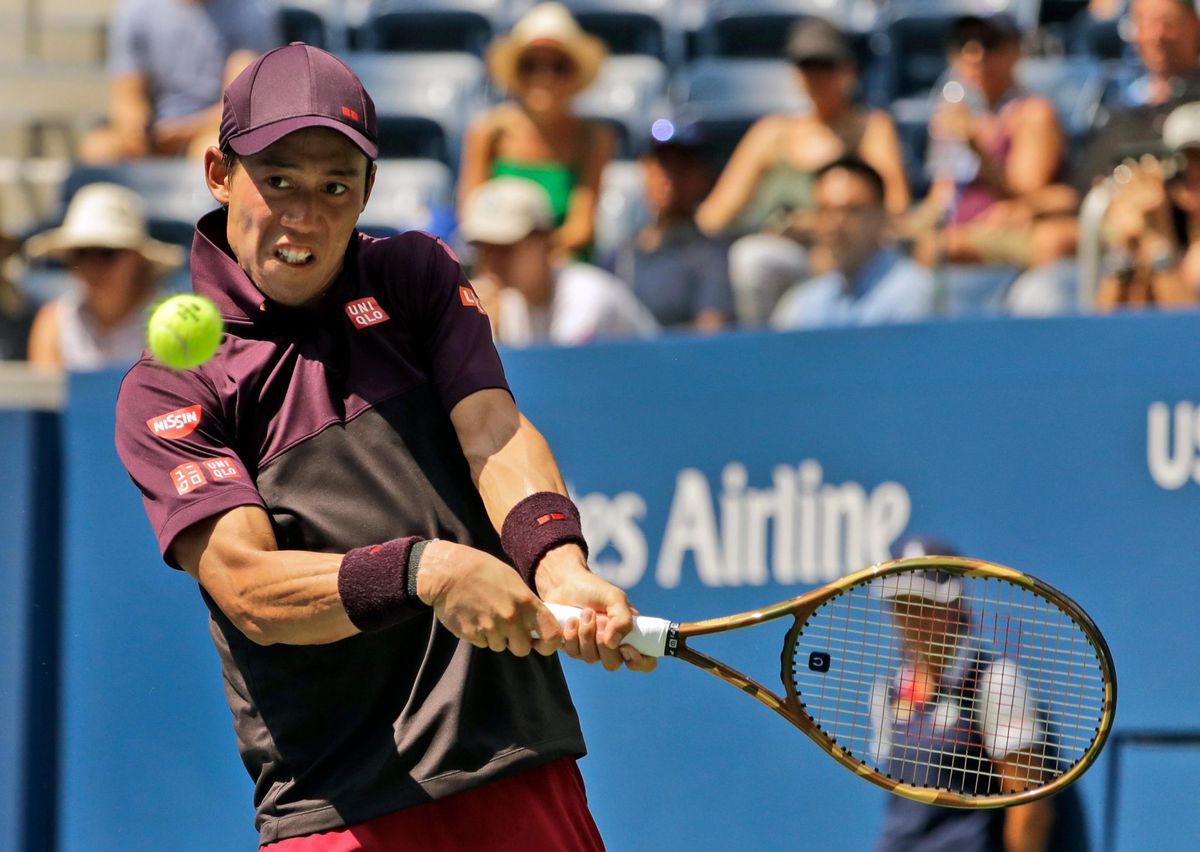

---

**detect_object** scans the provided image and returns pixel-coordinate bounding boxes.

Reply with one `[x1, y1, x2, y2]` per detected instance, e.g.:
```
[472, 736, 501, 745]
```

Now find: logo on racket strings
[808, 651, 831, 672]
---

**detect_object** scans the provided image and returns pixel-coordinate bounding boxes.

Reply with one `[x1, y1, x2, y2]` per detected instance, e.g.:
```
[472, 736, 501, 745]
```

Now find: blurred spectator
[80, 0, 279, 163]
[873, 533, 1091, 852]
[609, 122, 734, 331]
[461, 177, 657, 346]
[696, 17, 910, 326]
[459, 2, 616, 259]
[24, 184, 184, 370]
[0, 233, 34, 360]
[771, 157, 933, 330]
[911, 15, 1078, 273]
[1114, 0, 1200, 108]
[1077, 0, 1200, 187]
[1094, 102, 1200, 310]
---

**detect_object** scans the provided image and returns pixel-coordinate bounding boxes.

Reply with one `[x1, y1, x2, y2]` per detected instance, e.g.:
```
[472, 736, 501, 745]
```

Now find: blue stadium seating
[669, 57, 808, 161]
[345, 52, 488, 163]
[356, 0, 498, 55]
[360, 158, 456, 235]
[574, 56, 670, 158]
[278, 6, 330, 50]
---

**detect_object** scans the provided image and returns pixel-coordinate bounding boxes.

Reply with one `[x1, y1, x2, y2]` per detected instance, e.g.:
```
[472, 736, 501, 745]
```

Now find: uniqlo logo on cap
[146, 405, 202, 439]
[459, 286, 486, 315]
[345, 297, 390, 329]
[171, 462, 207, 496]
[342, 105, 360, 121]
[202, 457, 243, 481]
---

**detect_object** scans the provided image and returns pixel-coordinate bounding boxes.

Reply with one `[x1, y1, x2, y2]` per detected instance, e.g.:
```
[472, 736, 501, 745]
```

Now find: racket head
[783, 555, 1116, 809]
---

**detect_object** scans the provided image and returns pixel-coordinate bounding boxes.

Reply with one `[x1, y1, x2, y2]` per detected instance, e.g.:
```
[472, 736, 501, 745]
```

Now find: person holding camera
[1096, 102, 1200, 309]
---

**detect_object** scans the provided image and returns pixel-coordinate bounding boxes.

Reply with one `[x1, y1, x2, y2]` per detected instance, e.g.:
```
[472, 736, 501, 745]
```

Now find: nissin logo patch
[345, 297, 390, 329]
[147, 405, 202, 439]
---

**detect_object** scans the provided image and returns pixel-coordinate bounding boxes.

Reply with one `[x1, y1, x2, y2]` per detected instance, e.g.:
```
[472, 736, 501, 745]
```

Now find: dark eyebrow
[255, 157, 361, 179]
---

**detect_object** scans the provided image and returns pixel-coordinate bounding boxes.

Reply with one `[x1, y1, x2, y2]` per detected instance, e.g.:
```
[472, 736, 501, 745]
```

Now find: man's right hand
[416, 539, 563, 657]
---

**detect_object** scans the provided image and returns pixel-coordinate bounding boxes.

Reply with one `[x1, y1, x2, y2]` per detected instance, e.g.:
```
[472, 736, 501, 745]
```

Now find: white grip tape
[538, 603, 672, 657]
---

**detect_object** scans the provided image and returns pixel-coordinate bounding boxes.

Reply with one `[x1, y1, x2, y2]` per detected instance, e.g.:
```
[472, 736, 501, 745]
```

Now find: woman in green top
[460, 3, 616, 259]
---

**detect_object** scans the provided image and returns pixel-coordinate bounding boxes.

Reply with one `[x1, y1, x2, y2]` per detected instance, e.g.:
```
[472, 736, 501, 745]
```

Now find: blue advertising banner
[55, 313, 1200, 851]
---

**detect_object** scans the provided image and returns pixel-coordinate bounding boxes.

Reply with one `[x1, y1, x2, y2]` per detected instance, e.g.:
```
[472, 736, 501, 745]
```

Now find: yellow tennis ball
[146, 294, 224, 369]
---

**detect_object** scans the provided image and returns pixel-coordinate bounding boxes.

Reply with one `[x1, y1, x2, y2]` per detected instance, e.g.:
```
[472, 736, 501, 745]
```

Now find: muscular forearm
[201, 547, 356, 646]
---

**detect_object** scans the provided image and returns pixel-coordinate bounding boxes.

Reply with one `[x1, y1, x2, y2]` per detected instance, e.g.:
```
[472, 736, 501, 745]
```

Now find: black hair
[813, 155, 886, 204]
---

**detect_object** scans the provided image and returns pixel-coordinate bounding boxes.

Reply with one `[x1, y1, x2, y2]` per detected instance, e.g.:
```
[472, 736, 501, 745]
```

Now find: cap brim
[873, 573, 964, 604]
[461, 217, 535, 246]
[228, 114, 378, 159]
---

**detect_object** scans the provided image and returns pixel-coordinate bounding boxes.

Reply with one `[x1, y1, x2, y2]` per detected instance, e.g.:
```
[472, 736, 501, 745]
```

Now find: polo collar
[190, 208, 357, 330]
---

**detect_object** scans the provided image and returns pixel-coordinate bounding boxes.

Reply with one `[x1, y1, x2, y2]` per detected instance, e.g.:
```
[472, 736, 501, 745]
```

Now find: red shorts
[260, 758, 604, 852]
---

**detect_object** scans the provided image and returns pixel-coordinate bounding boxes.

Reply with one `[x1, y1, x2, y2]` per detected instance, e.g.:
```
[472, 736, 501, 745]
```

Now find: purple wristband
[500, 492, 588, 588]
[338, 536, 428, 632]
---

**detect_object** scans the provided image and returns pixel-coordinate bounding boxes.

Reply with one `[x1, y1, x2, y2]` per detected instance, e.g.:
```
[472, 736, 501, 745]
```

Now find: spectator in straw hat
[459, 2, 616, 259]
[24, 183, 183, 369]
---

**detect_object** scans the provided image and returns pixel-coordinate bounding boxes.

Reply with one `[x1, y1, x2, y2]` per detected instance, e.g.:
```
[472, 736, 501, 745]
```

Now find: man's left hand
[535, 544, 657, 673]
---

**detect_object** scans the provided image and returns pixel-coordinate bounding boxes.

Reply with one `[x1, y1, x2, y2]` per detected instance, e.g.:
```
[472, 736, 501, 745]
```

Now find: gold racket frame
[670, 555, 1117, 809]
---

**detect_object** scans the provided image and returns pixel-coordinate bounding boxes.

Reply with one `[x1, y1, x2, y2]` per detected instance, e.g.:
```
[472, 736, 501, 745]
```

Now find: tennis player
[114, 43, 652, 850]
[868, 536, 1088, 852]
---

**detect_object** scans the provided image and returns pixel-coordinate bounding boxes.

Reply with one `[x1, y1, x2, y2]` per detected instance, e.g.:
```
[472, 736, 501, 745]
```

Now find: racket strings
[788, 570, 1108, 799]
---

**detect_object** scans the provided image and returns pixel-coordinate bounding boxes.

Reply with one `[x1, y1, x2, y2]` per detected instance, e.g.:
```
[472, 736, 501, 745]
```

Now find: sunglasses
[68, 247, 123, 264]
[794, 59, 842, 73]
[517, 55, 575, 78]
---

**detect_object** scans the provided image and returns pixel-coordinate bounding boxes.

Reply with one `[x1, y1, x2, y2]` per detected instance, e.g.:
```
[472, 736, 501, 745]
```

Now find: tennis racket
[547, 555, 1116, 808]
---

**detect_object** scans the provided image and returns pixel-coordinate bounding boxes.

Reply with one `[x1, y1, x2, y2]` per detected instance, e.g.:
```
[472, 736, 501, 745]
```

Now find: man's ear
[204, 147, 232, 206]
[362, 160, 378, 210]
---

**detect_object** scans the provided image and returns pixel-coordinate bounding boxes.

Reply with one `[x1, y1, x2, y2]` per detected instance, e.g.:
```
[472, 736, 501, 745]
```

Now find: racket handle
[538, 602, 672, 657]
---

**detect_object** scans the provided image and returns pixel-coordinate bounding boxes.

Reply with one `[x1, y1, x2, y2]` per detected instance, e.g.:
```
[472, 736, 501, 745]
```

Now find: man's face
[205, 128, 374, 308]
[1132, 0, 1200, 77]
[641, 147, 713, 217]
[813, 168, 887, 267]
[950, 38, 1020, 99]
[890, 598, 964, 662]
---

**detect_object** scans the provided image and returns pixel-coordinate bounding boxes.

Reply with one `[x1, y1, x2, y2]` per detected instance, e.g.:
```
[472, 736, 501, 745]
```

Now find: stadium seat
[561, 0, 671, 61]
[59, 160, 215, 235]
[574, 56, 670, 158]
[345, 52, 488, 163]
[355, 0, 498, 55]
[670, 57, 807, 161]
[278, 6, 329, 50]
[360, 158, 455, 236]
[696, 0, 876, 61]
[594, 159, 649, 262]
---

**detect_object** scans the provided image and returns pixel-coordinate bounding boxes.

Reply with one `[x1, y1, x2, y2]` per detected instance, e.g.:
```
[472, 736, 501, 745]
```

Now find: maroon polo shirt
[114, 210, 585, 844]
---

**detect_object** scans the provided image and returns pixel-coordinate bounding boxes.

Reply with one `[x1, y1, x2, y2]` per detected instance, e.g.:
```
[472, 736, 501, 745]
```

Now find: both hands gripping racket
[546, 556, 1116, 809]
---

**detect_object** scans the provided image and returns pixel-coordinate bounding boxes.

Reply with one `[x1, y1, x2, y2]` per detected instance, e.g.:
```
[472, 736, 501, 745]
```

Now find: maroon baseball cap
[219, 43, 378, 159]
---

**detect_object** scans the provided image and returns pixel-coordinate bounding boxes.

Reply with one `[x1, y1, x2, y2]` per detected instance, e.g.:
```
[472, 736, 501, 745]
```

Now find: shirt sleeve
[114, 360, 266, 567]
[227, 0, 281, 54]
[413, 235, 511, 411]
[695, 242, 735, 317]
[976, 656, 1046, 759]
[106, 0, 143, 77]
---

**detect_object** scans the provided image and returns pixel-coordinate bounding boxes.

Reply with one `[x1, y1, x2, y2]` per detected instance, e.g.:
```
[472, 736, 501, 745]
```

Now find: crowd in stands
[4, 0, 1200, 368]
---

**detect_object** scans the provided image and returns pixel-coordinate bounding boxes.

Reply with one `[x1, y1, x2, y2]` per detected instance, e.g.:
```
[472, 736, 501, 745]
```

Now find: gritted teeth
[276, 247, 314, 264]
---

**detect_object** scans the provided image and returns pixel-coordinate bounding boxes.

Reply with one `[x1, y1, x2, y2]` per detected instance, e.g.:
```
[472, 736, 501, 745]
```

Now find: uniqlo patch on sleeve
[171, 462, 208, 496]
[202, 457, 243, 480]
